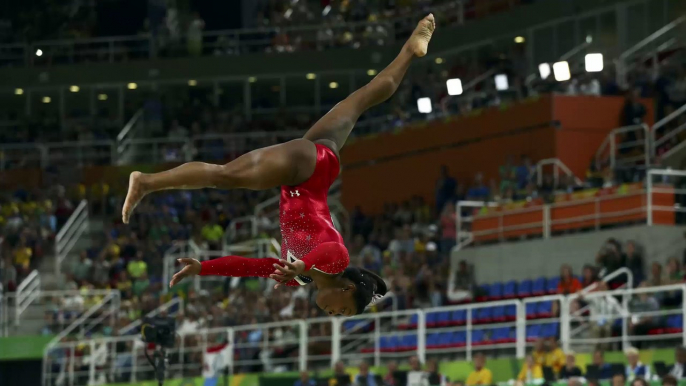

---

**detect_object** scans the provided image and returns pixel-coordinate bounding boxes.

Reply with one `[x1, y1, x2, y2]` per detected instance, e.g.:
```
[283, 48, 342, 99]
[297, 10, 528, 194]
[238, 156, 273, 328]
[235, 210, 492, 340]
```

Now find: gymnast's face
[316, 284, 357, 316]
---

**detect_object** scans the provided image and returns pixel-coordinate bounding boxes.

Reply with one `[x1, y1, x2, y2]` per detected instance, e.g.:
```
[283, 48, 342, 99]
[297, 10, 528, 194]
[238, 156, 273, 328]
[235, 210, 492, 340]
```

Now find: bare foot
[408, 13, 435, 57]
[122, 171, 148, 224]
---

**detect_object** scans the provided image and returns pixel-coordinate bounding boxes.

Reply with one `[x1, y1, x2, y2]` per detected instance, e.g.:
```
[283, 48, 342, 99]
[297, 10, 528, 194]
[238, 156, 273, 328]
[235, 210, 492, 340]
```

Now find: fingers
[178, 258, 196, 265]
[270, 273, 290, 282]
[170, 272, 184, 288]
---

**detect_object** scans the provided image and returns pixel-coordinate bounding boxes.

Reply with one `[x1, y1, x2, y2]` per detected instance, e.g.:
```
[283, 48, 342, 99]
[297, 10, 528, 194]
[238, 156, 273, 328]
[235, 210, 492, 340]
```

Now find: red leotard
[199, 144, 349, 286]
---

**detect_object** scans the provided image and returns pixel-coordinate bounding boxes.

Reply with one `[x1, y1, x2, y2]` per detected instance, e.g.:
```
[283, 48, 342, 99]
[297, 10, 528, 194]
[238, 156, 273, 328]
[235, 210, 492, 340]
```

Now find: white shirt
[670, 363, 684, 379]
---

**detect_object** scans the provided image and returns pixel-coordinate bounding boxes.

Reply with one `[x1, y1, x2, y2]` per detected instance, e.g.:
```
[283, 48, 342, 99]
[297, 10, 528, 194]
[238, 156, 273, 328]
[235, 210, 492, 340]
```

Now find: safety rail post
[55, 199, 89, 275]
[15, 269, 41, 325]
[331, 317, 342, 367]
[298, 320, 308, 371]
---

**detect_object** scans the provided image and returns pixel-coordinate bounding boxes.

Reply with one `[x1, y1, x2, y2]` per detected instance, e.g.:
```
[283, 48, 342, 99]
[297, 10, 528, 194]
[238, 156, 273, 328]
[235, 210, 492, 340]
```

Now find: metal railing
[14, 269, 41, 326]
[531, 158, 584, 189]
[652, 103, 686, 160]
[49, 290, 121, 344]
[595, 124, 650, 172]
[42, 282, 685, 385]
[55, 200, 89, 275]
[615, 15, 686, 87]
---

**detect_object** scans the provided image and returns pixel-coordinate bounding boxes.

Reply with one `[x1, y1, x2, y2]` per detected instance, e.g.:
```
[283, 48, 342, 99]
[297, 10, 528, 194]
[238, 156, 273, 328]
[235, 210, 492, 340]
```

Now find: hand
[169, 258, 202, 288]
[270, 260, 305, 289]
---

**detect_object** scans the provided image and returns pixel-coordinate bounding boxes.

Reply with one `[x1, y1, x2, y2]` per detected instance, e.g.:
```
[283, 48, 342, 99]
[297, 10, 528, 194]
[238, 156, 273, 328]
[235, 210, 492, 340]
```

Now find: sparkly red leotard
[199, 144, 349, 286]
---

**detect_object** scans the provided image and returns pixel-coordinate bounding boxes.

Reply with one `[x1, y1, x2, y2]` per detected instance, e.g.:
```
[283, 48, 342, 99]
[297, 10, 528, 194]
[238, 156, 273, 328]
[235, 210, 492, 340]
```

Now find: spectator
[355, 362, 377, 386]
[499, 155, 517, 194]
[545, 339, 565, 375]
[447, 260, 475, 303]
[426, 359, 447, 386]
[72, 251, 92, 283]
[621, 89, 647, 126]
[435, 165, 457, 214]
[516, 155, 533, 190]
[532, 339, 546, 366]
[383, 362, 399, 386]
[201, 218, 224, 250]
[623, 240, 645, 286]
[596, 240, 625, 288]
[127, 252, 148, 279]
[559, 352, 583, 379]
[625, 347, 651, 381]
[187, 13, 205, 56]
[466, 173, 490, 201]
[612, 373, 627, 386]
[581, 265, 598, 288]
[465, 353, 492, 386]
[439, 203, 457, 255]
[631, 378, 648, 386]
[331, 361, 352, 386]
[669, 346, 686, 379]
[407, 356, 426, 386]
[592, 350, 615, 380]
[647, 262, 666, 287]
[558, 264, 582, 294]
[517, 355, 543, 383]
[662, 375, 678, 386]
[295, 372, 316, 386]
[627, 283, 659, 345]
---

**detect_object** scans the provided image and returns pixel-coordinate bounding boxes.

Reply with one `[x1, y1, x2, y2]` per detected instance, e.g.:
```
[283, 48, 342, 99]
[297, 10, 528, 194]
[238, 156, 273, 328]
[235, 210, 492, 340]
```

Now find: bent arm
[200, 255, 301, 287]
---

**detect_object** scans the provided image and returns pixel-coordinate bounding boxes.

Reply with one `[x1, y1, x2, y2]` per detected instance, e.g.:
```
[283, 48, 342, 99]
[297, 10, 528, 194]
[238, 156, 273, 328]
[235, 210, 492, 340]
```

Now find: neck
[311, 272, 345, 288]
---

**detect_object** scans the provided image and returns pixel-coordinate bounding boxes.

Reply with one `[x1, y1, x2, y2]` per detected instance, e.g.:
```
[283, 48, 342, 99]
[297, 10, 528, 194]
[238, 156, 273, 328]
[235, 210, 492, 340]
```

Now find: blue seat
[389, 336, 401, 351]
[477, 284, 490, 301]
[492, 306, 505, 322]
[380, 336, 391, 352]
[401, 334, 417, 351]
[526, 302, 537, 319]
[493, 327, 512, 343]
[532, 277, 547, 296]
[477, 307, 493, 324]
[438, 332, 451, 348]
[537, 301, 553, 318]
[408, 314, 419, 329]
[426, 312, 438, 328]
[526, 325, 541, 341]
[451, 310, 467, 325]
[503, 281, 517, 298]
[437, 311, 450, 327]
[518, 279, 533, 298]
[426, 333, 439, 349]
[471, 330, 485, 345]
[451, 331, 467, 347]
[489, 283, 503, 300]
[547, 277, 560, 294]
[505, 305, 517, 321]
[541, 323, 560, 338]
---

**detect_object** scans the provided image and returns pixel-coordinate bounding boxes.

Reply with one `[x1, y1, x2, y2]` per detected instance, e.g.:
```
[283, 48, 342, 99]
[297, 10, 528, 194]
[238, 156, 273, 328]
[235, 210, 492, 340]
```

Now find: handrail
[532, 158, 583, 187]
[595, 124, 649, 170]
[55, 200, 89, 275]
[48, 290, 120, 346]
[618, 15, 686, 60]
[14, 270, 41, 326]
[579, 267, 634, 295]
[652, 103, 686, 159]
[116, 108, 143, 142]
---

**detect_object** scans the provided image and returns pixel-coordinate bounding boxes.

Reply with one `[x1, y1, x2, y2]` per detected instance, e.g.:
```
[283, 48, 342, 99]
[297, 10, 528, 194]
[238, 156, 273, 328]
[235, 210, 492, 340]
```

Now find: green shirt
[127, 260, 147, 278]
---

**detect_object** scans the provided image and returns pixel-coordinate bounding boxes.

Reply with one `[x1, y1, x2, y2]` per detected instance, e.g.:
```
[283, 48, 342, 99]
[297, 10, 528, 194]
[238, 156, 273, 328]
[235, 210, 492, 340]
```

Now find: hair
[341, 267, 388, 315]
[631, 378, 648, 386]
[661, 375, 677, 386]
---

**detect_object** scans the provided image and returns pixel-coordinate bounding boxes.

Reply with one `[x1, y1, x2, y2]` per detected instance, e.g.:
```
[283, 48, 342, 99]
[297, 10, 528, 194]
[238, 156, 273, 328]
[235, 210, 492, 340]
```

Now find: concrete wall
[453, 225, 686, 284]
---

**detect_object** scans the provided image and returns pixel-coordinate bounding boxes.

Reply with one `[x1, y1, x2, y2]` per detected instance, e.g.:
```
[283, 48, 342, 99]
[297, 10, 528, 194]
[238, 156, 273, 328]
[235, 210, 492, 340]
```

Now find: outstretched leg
[304, 13, 436, 154]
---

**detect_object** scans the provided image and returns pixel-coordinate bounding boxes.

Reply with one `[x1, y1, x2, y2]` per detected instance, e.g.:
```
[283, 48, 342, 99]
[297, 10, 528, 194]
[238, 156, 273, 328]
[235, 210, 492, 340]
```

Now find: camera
[142, 316, 176, 348]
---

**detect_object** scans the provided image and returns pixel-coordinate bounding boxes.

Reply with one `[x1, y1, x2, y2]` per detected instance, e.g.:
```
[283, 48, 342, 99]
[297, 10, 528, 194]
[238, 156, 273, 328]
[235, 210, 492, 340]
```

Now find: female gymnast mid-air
[121, 14, 435, 316]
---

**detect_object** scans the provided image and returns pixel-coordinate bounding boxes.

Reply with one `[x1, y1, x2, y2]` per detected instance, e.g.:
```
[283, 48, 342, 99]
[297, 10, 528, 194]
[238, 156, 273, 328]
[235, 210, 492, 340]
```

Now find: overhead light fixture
[98, 93, 108, 101]
[585, 53, 604, 72]
[538, 63, 551, 80]
[42, 96, 51, 103]
[188, 79, 198, 86]
[15, 88, 24, 95]
[35, 49, 43, 57]
[248, 77, 257, 83]
[435, 57, 444, 64]
[494, 74, 509, 91]
[329, 82, 339, 89]
[69, 85, 80, 93]
[446, 78, 463, 96]
[306, 73, 316, 80]
[322, 5, 331, 16]
[514, 36, 525, 44]
[127, 82, 138, 90]
[553, 61, 571, 82]
[367, 69, 377, 76]
[417, 97, 432, 114]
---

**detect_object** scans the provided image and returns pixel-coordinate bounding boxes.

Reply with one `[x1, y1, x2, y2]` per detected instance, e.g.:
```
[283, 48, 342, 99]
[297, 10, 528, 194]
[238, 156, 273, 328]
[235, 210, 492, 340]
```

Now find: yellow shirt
[517, 364, 544, 382]
[466, 368, 493, 386]
[545, 348, 565, 373]
[202, 224, 223, 242]
[532, 350, 546, 366]
[14, 247, 32, 268]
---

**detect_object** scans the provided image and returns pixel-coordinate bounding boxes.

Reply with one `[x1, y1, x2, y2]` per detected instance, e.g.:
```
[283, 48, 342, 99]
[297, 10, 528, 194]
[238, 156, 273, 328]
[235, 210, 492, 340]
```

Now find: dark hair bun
[341, 267, 387, 315]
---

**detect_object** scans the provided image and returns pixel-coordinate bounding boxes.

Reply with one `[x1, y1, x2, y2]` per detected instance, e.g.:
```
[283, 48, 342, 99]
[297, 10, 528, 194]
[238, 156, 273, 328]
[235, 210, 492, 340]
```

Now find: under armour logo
[289, 190, 300, 197]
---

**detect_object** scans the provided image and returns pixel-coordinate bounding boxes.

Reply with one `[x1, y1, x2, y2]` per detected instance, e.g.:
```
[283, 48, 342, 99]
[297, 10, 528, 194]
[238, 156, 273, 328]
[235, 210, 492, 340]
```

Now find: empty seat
[492, 306, 506, 322]
[547, 277, 560, 294]
[518, 279, 533, 298]
[537, 301, 553, 318]
[437, 312, 450, 327]
[426, 312, 439, 328]
[503, 281, 517, 299]
[476, 307, 493, 324]
[489, 283, 503, 300]
[451, 331, 467, 347]
[471, 330, 486, 345]
[505, 305, 517, 321]
[426, 333, 440, 349]
[477, 285, 490, 302]
[526, 325, 541, 341]
[541, 323, 560, 338]
[532, 277, 547, 296]
[526, 302, 538, 319]
[451, 310, 467, 325]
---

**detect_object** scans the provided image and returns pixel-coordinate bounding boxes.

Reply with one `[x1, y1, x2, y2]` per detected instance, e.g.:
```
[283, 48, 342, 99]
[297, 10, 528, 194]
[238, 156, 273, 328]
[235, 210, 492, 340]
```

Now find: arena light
[446, 78, 463, 96]
[98, 93, 108, 101]
[322, 5, 331, 16]
[494, 74, 509, 91]
[329, 82, 338, 89]
[435, 57, 444, 64]
[14, 88, 24, 95]
[585, 53, 604, 72]
[42, 96, 51, 104]
[553, 61, 571, 82]
[188, 79, 198, 86]
[514, 36, 525, 44]
[127, 82, 138, 90]
[367, 69, 377, 76]
[284, 8, 293, 19]
[306, 73, 316, 80]
[69, 85, 80, 93]
[248, 77, 257, 83]
[417, 97, 432, 114]
[35, 49, 43, 57]
[538, 63, 551, 80]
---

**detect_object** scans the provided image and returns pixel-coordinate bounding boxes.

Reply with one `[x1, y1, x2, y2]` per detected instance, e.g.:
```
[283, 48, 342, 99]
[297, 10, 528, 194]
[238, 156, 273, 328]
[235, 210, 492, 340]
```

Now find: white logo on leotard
[289, 190, 300, 197]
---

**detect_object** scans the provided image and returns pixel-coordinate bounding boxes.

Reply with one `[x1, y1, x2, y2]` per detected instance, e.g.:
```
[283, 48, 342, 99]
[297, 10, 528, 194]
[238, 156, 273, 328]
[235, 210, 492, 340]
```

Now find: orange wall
[341, 95, 654, 214]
